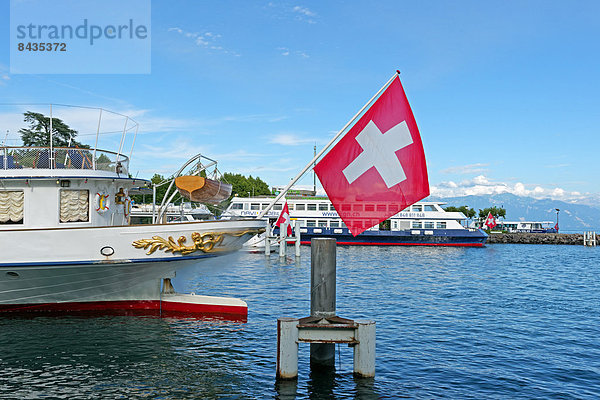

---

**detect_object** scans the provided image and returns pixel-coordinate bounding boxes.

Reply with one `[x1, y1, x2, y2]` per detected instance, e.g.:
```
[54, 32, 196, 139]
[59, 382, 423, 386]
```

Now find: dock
[487, 232, 590, 245]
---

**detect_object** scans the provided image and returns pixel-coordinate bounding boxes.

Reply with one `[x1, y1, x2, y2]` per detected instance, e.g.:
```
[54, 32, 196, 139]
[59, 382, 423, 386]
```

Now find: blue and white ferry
[223, 196, 488, 247]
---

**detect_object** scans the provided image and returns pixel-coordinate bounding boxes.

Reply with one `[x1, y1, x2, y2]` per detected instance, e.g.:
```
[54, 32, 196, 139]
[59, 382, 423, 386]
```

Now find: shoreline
[487, 232, 587, 245]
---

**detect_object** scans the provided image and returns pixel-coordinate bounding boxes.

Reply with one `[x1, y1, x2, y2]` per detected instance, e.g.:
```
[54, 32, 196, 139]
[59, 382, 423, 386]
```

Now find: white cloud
[269, 133, 318, 146]
[430, 174, 590, 202]
[277, 47, 309, 58]
[291, 5, 317, 23]
[293, 6, 316, 17]
[168, 27, 238, 56]
[441, 163, 488, 174]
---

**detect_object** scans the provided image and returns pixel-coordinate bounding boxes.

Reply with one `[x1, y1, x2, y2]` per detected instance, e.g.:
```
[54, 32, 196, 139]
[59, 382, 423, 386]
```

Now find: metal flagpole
[257, 71, 400, 219]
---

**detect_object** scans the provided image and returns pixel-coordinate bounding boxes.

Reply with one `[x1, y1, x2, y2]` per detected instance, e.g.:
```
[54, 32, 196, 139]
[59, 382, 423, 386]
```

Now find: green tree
[478, 206, 506, 220]
[19, 111, 87, 148]
[223, 173, 270, 198]
[443, 205, 476, 219]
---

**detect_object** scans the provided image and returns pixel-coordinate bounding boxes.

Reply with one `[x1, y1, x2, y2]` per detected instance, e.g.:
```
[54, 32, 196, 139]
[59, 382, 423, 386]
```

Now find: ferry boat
[223, 196, 488, 247]
[0, 106, 264, 317]
[493, 220, 558, 233]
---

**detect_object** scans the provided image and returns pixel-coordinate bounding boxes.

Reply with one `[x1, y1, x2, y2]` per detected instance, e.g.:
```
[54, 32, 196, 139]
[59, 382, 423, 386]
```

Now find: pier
[487, 232, 593, 245]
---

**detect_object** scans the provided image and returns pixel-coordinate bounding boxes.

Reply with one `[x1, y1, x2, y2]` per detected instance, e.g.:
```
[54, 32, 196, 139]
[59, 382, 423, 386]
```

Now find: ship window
[296, 204, 305, 211]
[231, 203, 243, 210]
[288, 204, 294, 210]
[341, 204, 351, 211]
[424, 222, 435, 229]
[318, 220, 328, 227]
[392, 221, 398, 229]
[365, 204, 374, 212]
[424, 205, 437, 212]
[389, 204, 399, 213]
[0, 190, 24, 224]
[412, 205, 422, 212]
[60, 190, 89, 223]
[377, 205, 386, 212]
[318, 204, 328, 211]
[261, 204, 269, 210]
[306, 220, 316, 227]
[330, 220, 340, 228]
[411, 221, 422, 229]
[273, 204, 283, 211]
[307, 204, 317, 211]
[329, 204, 336, 211]
[353, 204, 363, 212]
[250, 203, 260, 210]
[436, 222, 447, 229]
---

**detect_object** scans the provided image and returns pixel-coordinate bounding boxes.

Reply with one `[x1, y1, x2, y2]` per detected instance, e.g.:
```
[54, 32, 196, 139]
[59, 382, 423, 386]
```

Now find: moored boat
[0, 106, 264, 317]
[223, 195, 487, 247]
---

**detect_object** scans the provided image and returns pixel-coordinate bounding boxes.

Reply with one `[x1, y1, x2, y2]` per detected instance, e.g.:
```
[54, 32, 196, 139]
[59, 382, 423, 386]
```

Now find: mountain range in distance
[426, 193, 600, 233]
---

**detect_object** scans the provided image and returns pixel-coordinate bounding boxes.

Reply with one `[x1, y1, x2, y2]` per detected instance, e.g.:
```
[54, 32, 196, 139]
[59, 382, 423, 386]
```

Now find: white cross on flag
[484, 212, 497, 230]
[314, 76, 429, 236]
[275, 202, 293, 236]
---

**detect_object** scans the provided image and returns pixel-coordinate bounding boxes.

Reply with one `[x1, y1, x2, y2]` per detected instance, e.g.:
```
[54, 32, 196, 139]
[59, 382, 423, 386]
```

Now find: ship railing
[0, 146, 129, 174]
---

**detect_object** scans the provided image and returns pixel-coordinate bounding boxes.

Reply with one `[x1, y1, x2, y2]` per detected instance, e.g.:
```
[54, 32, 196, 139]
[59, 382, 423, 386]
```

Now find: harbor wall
[487, 232, 583, 245]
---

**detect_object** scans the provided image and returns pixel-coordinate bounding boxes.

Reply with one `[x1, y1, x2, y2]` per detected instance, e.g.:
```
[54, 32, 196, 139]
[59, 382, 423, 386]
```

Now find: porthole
[100, 246, 115, 257]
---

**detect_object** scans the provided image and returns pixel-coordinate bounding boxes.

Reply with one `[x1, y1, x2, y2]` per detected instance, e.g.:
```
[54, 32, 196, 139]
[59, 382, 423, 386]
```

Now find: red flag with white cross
[275, 202, 293, 236]
[484, 212, 497, 229]
[314, 76, 429, 236]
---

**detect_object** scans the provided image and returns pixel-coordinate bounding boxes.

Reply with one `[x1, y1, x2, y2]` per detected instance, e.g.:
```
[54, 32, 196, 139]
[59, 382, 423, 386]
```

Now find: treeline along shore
[487, 233, 586, 245]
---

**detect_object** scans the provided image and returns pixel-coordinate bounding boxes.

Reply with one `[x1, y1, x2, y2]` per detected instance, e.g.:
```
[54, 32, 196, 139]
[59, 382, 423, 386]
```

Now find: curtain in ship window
[0, 191, 24, 223]
[60, 190, 89, 222]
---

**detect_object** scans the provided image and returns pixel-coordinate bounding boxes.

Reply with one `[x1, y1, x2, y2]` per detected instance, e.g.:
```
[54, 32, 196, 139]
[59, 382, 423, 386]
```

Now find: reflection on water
[0, 244, 598, 398]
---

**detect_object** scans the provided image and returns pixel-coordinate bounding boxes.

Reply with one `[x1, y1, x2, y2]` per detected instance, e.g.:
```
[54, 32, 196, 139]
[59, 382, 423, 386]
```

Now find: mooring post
[353, 320, 376, 378]
[265, 222, 271, 255]
[295, 220, 301, 258]
[277, 317, 299, 379]
[310, 238, 336, 367]
[279, 222, 287, 258]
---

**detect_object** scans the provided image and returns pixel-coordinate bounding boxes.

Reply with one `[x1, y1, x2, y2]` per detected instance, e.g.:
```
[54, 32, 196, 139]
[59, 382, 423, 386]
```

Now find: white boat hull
[0, 219, 264, 309]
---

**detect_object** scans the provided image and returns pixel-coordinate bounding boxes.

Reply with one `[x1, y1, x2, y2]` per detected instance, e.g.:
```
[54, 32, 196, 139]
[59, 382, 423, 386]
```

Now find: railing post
[49, 104, 54, 169]
[93, 108, 102, 170]
[3, 147, 6, 170]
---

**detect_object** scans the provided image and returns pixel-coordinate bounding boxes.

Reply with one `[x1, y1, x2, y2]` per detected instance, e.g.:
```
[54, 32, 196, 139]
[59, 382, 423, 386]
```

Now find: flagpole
[257, 71, 400, 219]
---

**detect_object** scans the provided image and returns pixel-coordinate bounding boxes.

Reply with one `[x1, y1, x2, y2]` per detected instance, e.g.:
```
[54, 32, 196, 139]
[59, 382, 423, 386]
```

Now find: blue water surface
[0, 244, 598, 399]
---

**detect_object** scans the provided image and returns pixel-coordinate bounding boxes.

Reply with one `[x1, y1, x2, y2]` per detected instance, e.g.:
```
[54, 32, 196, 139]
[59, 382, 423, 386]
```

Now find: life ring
[94, 192, 111, 213]
[124, 197, 132, 217]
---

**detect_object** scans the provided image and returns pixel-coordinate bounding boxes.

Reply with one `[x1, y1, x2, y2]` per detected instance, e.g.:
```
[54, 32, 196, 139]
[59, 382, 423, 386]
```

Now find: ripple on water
[0, 244, 598, 399]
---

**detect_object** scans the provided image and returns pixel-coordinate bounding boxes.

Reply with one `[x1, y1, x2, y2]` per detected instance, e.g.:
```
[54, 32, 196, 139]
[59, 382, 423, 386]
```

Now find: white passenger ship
[223, 195, 488, 247]
[0, 106, 263, 317]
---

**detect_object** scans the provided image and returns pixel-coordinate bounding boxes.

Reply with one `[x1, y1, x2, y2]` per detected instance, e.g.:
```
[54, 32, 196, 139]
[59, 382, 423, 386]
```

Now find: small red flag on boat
[313, 76, 429, 236]
[275, 202, 293, 236]
[484, 212, 497, 229]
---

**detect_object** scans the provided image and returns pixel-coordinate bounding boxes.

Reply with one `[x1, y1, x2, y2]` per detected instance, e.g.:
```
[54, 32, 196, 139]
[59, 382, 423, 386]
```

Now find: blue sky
[1, 0, 599, 203]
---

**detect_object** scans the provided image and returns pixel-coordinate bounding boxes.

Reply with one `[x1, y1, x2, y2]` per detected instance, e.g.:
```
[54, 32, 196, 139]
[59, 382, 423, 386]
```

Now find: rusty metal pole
[310, 238, 336, 367]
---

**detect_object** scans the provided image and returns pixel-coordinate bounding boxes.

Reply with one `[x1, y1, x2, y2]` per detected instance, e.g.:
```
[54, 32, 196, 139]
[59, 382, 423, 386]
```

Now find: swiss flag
[275, 202, 293, 236]
[484, 212, 497, 229]
[314, 76, 429, 236]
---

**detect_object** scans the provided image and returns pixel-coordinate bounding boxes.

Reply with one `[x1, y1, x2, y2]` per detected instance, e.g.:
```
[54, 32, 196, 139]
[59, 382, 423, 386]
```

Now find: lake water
[0, 244, 598, 399]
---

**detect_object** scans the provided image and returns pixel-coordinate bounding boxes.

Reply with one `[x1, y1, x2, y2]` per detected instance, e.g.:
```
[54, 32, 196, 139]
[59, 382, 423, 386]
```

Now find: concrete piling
[276, 238, 376, 380]
[295, 220, 301, 258]
[310, 238, 336, 367]
[265, 222, 271, 255]
[279, 222, 287, 258]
